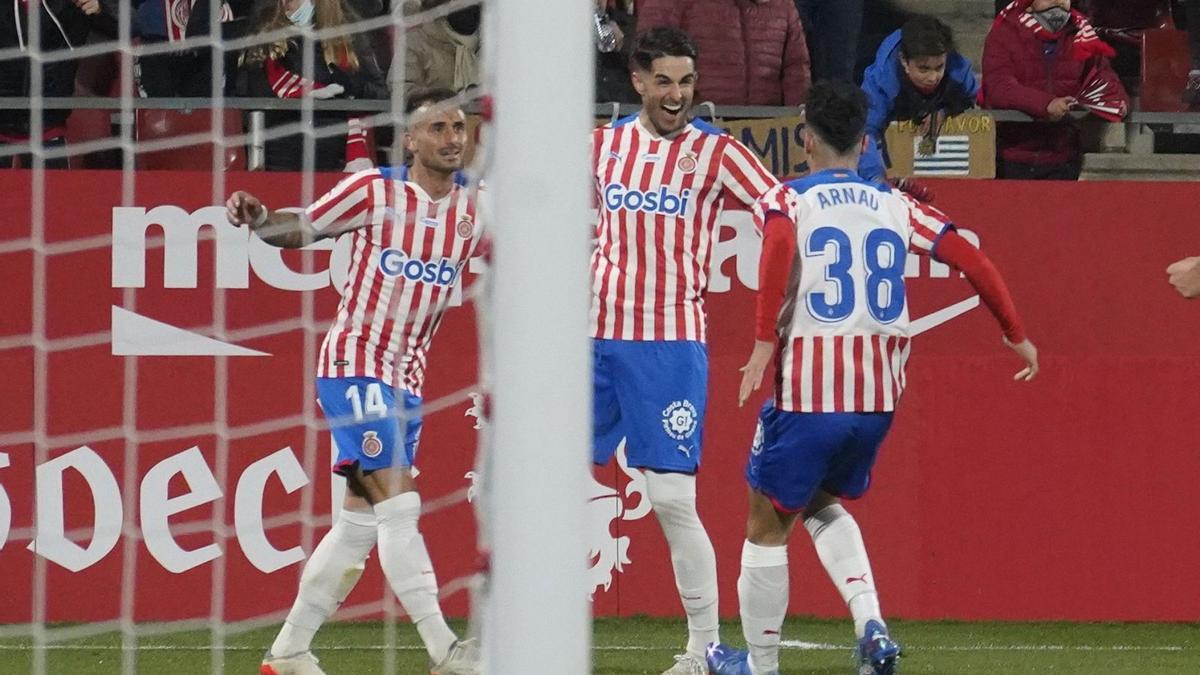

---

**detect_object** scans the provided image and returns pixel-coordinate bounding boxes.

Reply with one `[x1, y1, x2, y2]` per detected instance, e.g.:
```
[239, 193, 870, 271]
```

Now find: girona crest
[462, 394, 653, 597]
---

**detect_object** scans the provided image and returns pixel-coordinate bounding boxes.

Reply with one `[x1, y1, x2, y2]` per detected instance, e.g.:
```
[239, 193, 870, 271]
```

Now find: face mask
[287, 0, 314, 27]
[1033, 6, 1071, 33]
[447, 6, 481, 35]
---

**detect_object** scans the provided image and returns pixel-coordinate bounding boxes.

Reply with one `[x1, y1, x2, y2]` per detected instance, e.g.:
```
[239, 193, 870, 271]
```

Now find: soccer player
[591, 26, 780, 675]
[226, 88, 484, 675]
[706, 81, 1039, 675]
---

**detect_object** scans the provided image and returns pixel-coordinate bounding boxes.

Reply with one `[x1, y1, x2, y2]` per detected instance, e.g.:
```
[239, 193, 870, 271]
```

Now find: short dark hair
[405, 87, 460, 115]
[631, 26, 699, 72]
[900, 15, 956, 60]
[805, 80, 868, 155]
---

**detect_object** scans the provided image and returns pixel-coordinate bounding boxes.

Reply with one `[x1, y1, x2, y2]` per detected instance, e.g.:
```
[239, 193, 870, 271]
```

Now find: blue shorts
[315, 376, 423, 476]
[593, 339, 708, 473]
[745, 403, 893, 512]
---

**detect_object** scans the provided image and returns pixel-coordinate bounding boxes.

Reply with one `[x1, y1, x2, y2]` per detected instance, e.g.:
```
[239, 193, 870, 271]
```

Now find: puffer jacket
[0, 0, 108, 138]
[981, 11, 1126, 166]
[403, 17, 480, 95]
[637, 0, 811, 106]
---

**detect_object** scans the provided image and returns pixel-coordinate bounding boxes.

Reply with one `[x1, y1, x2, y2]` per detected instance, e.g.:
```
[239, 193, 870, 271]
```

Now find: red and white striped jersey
[754, 170, 953, 413]
[305, 167, 484, 396]
[591, 115, 778, 342]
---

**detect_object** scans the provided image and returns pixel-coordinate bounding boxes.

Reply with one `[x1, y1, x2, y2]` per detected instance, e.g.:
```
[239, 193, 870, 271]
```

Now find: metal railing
[4, 96, 1200, 122]
[2, 97, 1197, 169]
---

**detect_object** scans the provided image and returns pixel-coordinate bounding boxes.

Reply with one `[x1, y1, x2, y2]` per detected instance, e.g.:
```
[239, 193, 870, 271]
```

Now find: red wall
[1, 171, 1198, 625]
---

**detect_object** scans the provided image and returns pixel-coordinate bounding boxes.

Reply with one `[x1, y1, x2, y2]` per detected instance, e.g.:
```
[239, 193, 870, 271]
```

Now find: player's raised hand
[1166, 256, 1200, 298]
[737, 340, 776, 407]
[1004, 337, 1038, 382]
[226, 191, 264, 227]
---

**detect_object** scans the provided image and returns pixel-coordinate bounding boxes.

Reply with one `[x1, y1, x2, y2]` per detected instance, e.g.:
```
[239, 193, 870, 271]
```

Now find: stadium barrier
[2, 171, 1199, 625]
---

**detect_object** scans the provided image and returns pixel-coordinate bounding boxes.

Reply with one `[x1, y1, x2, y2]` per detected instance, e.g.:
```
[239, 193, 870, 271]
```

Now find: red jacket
[982, 14, 1127, 166]
[637, 0, 811, 106]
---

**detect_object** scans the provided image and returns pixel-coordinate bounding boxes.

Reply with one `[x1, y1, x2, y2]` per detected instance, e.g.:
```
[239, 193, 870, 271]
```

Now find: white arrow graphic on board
[111, 306, 270, 357]
[909, 295, 980, 337]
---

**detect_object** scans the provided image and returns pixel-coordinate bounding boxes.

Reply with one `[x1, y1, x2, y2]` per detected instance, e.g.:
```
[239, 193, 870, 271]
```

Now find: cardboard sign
[720, 114, 809, 179]
[884, 111, 996, 179]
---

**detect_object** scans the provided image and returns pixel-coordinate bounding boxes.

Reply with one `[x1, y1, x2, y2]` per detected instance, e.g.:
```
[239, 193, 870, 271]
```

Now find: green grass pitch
[2, 616, 1198, 673]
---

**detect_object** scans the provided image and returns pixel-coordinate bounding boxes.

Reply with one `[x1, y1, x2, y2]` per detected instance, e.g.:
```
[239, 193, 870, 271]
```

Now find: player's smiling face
[407, 105, 467, 174]
[632, 55, 697, 137]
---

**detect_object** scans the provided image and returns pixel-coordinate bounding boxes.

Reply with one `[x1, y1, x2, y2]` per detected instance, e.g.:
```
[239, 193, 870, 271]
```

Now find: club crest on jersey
[661, 400, 699, 441]
[361, 431, 383, 458]
[456, 216, 474, 238]
[603, 183, 692, 217]
[677, 153, 697, 174]
[379, 249, 460, 286]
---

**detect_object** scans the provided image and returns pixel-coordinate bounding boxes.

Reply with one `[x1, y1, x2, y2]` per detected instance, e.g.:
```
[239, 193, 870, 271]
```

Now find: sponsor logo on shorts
[661, 400, 698, 441]
[750, 421, 764, 456]
[361, 431, 383, 458]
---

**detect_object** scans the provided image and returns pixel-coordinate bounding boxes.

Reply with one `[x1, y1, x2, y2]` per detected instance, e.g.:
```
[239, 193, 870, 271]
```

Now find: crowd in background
[0, 0, 1198, 178]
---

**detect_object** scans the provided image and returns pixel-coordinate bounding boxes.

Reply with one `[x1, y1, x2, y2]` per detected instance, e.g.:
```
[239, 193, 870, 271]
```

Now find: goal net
[0, 0, 592, 672]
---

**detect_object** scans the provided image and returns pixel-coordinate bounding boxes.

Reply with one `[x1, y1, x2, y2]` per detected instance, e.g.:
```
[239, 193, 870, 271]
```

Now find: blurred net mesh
[0, 0, 491, 672]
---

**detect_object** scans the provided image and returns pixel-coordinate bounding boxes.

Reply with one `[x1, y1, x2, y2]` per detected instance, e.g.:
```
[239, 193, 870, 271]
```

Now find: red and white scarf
[264, 59, 370, 166]
[994, 1, 1115, 61]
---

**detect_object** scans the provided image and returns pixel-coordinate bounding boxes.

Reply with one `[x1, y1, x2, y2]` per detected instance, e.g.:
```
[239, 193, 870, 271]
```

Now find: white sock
[739, 541, 788, 675]
[271, 509, 376, 657]
[804, 504, 884, 638]
[647, 472, 719, 660]
[374, 492, 458, 664]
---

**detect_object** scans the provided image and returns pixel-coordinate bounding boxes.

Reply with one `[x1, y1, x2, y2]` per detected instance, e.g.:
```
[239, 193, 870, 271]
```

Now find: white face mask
[287, 0, 314, 26]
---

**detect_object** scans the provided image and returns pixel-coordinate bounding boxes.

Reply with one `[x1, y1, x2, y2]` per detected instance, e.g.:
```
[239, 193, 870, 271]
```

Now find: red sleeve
[934, 230, 1027, 343]
[756, 212, 797, 342]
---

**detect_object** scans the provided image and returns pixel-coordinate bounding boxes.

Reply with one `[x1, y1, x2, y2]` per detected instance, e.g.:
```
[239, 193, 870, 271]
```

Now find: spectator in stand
[859, 15, 978, 184]
[795, 0, 864, 82]
[637, 0, 811, 106]
[594, 0, 638, 103]
[133, 0, 253, 97]
[982, 0, 1128, 180]
[1186, 0, 1200, 105]
[0, 0, 115, 168]
[237, 0, 388, 171]
[404, 0, 481, 96]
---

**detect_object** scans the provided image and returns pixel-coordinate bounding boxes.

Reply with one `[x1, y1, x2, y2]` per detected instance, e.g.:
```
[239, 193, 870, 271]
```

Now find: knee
[645, 471, 698, 522]
[802, 503, 849, 540]
[746, 518, 791, 548]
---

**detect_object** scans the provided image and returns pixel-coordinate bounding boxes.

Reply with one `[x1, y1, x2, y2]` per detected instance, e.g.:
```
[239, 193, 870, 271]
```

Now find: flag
[912, 135, 969, 176]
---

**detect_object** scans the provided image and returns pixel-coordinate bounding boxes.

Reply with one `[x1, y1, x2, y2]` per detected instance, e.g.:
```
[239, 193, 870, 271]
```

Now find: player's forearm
[934, 230, 1026, 343]
[252, 211, 313, 249]
[756, 212, 798, 341]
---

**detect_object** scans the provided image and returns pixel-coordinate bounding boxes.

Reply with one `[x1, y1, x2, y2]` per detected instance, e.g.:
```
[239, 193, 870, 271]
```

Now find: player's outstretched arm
[226, 190, 318, 249]
[934, 229, 1038, 381]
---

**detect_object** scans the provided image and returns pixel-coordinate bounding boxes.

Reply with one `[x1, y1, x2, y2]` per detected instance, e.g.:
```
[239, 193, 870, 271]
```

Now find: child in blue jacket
[858, 15, 978, 184]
